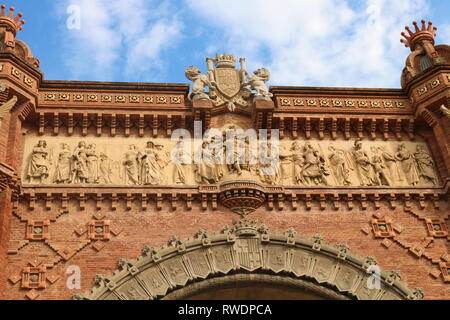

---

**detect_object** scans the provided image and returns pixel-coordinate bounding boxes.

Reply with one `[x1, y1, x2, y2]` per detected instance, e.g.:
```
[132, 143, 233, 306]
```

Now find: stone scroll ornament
[185, 53, 273, 112]
[75, 218, 424, 300]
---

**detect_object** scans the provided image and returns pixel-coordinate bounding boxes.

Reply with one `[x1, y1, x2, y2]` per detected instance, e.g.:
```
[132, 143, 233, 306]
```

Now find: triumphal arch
[0, 5, 448, 300]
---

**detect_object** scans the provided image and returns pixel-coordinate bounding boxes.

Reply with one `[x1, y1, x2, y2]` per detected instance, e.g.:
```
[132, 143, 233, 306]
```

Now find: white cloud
[438, 24, 450, 45]
[185, 0, 430, 88]
[60, 0, 183, 81]
[56, 0, 446, 86]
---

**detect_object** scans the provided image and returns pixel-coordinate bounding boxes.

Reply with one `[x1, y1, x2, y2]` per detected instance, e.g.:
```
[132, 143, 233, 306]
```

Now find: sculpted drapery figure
[27, 140, 50, 184]
[172, 137, 189, 185]
[328, 145, 352, 186]
[301, 143, 327, 186]
[279, 144, 293, 184]
[414, 145, 437, 185]
[123, 144, 141, 185]
[99, 153, 113, 184]
[195, 141, 223, 184]
[24, 139, 438, 188]
[258, 141, 280, 185]
[71, 141, 89, 184]
[53, 143, 72, 184]
[352, 140, 378, 186]
[141, 142, 169, 185]
[223, 130, 243, 176]
[378, 146, 403, 183]
[86, 144, 99, 184]
[370, 147, 392, 186]
[395, 143, 420, 186]
[291, 141, 305, 185]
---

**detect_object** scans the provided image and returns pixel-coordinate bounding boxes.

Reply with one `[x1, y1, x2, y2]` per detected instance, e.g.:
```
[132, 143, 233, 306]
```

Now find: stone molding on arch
[75, 219, 425, 300]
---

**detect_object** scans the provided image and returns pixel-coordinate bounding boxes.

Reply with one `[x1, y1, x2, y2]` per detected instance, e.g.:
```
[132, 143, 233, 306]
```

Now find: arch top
[76, 218, 424, 301]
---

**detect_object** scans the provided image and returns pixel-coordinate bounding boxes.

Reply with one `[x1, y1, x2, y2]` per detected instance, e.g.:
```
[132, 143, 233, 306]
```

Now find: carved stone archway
[77, 219, 424, 300]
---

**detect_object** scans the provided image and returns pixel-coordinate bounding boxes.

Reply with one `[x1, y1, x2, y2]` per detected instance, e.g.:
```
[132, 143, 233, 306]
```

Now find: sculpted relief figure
[86, 144, 99, 184]
[301, 143, 329, 186]
[123, 145, 141, 185]
[71, 141, 89, 184]
[279, 144, 293, 184]
[54, 143, 72, 184]
[395, 144, 420, 186]
[99, 153, 113, 184]
[195, 141, 223, 184]
[351, 140, 378, 186]
[27, 140, 51, 184]
[414, 145, 438, 185]
[378, 146, 403, 184]
[258, 141, 280, 185]
[223, 130, 256, 177]
[141, 142, 169, 185]
[370, 147, 392, 186]
[328, 145, 352, 186]
[172, 137, 189, 185]
[291, 141, 305, 185]
[23, 138, 439, 188]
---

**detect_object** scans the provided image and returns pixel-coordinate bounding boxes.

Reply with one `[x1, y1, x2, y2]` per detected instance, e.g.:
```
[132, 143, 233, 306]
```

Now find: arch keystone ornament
[76, 219, 423, 300]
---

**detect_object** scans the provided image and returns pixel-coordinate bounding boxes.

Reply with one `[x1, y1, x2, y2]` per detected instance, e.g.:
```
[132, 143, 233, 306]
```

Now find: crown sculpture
[0, 5, 25, 51]
[185, 52, 273, 112]
[213, 52, 237, 68]
[401, 20, 437, 50]
[0, 4, 39, 68]
[400, 20, 445, 87]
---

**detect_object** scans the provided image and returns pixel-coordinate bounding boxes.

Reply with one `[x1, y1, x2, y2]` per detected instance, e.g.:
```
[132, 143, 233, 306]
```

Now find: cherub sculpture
[185, 66, 216, 101]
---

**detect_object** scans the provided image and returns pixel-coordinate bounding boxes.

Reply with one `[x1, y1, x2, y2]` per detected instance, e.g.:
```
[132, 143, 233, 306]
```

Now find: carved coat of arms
[185, 53, 273, 112]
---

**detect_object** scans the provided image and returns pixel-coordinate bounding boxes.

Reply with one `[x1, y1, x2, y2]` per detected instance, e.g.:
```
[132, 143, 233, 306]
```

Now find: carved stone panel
[312, 257, 336, 284]
[335, 266, 359, 292]
[211, 246, 234, 274]
[160, 257, 189, 287]
[21, 136, 439, 188]
[290, 249, 312, 277]
[138, 267, 170, 297]
[186, 250, 211, 279]
[355, 278, 381, 300]
[233, 238, 262, 271]
[266, 244, 287, 273]
[115, 277, 149, 300]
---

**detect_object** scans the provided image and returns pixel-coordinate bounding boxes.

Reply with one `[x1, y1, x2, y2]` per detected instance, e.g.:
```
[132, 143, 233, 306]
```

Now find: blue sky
[7, 0, 450, 88]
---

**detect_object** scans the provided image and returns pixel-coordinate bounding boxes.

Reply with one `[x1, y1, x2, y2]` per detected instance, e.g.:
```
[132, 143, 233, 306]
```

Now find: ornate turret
[399, 20, 448, 89]
[0, 5, 25, 51]
[0, 4, 39, 68]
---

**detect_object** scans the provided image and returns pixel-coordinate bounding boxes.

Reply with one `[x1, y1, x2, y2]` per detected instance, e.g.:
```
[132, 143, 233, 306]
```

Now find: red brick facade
[0, 7, 448, 300]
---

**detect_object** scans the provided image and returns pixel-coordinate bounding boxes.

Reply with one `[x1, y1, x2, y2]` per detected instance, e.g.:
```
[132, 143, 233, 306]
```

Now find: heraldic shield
[214, 68, 241, 99]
